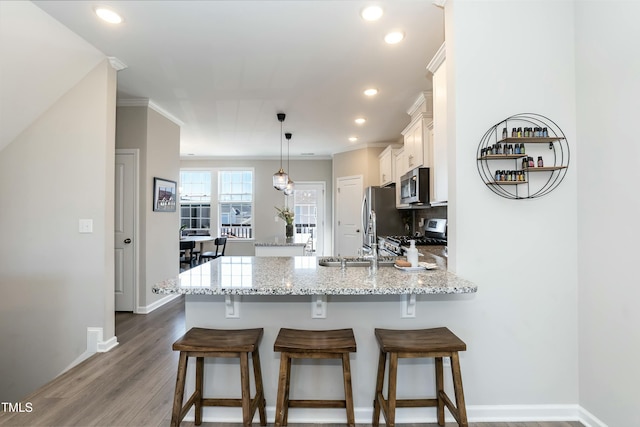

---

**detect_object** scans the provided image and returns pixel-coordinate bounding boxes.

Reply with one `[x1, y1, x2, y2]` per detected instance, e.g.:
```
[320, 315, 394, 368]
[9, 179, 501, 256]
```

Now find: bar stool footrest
[395, 398, 439, 407]
[288, 399, 347, 408]
[201, 396, 261, 407]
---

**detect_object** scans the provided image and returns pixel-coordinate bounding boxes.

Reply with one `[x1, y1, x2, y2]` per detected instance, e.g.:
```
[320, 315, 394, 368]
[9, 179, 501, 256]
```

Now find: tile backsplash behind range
[415, 206, 447, 234]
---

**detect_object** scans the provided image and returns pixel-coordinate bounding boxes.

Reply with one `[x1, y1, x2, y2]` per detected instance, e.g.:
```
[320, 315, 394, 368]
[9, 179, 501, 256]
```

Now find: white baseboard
[87, 327, 119, 353]
[60, 327, 119, 375]
[97, 335, 119, 352]
[182, 404, 607, 425]
[468, 404, 581, 422]
[60, 350, 93, 375]
[136, 293, 180, 314]
[578, 406, 608, 427]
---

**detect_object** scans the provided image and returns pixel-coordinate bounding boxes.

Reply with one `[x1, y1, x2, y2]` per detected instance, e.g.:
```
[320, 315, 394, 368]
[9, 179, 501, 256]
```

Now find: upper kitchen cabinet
[394, 148, 411, 209]
[426, 43, 448, 206]
[378, 144, 402, 187]
[400, 92, 433, 177]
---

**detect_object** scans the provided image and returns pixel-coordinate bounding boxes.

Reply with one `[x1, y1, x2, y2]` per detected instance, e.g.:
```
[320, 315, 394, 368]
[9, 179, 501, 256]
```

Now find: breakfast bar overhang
[153, 256, 477, 424]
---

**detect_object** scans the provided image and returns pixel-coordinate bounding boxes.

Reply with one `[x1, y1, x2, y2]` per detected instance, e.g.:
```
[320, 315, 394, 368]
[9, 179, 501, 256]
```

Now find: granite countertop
[152, 256, 476, 296]
[417, 245, 447, 267]
[254, 241, 307, 247]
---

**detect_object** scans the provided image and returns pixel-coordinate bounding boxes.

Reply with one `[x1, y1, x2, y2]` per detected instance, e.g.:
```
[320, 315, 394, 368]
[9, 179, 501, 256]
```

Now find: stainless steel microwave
[400, 167, 430, 205]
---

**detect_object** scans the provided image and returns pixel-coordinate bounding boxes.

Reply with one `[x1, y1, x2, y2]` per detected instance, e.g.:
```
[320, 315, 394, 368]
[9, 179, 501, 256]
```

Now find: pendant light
[272, 113, 288, 190]
[284, 132, 294, 196]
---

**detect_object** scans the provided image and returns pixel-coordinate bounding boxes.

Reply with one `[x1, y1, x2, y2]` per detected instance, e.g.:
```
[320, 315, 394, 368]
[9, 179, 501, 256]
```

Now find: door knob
[124, 238, 132, 244]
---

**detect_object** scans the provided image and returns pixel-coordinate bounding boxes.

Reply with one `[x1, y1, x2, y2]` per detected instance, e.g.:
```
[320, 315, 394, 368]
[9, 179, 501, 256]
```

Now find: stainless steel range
[379, 218, 447, 256]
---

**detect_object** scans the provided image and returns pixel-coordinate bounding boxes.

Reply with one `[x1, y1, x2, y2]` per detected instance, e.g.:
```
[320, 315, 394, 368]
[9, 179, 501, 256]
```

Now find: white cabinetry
[394, 148, 410, 209]
[378, 145, 401, 187]
[402, 119, 423, 172]
[426, 42, 448, 205]
[400, 91, 433, 177]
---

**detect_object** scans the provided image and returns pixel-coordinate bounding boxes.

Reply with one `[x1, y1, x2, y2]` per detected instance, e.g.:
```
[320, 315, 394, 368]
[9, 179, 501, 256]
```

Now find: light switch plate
[79, 219, 93, 233]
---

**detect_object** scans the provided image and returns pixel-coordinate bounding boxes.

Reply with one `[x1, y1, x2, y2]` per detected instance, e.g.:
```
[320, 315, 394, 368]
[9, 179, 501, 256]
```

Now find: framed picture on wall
[153, 177, 177, 212]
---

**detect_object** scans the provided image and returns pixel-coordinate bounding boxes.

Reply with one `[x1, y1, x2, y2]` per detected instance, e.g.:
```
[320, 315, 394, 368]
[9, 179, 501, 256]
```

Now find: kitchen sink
[318, 256, 398, 267]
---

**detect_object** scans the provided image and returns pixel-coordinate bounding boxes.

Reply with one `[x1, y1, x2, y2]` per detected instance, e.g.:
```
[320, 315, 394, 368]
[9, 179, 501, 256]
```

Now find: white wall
[116, 105, 181, 310]
[0, 1, 106, 151]
[0, 60, 116, 401]
[144, 109, 181, 307]
[575, 2, 640, 426]
[446, 0, 579, 413]
[332, 146, 385, 190]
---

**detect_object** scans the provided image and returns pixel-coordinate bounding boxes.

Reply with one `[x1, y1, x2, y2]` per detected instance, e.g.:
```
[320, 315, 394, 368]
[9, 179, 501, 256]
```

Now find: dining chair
[200, 237, 227, 263]
[179, 240, 197, 268]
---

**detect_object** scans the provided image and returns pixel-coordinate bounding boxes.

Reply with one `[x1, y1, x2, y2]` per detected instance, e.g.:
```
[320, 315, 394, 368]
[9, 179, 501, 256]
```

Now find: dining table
[179, 235, 214, 259]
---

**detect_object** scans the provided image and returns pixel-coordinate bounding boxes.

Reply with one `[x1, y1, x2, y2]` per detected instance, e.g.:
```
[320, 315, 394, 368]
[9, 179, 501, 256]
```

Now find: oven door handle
[379, 247, 398, 257]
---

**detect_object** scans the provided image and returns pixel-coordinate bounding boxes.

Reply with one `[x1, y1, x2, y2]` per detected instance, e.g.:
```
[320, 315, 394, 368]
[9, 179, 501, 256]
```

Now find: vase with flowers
[275, 206, 295, 242]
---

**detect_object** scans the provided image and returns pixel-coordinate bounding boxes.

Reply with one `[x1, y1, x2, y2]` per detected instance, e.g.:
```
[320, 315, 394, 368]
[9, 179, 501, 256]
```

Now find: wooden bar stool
[273, 328, 357, 427]
[372, 327, 468, 427]
[171, 327, 267, 427]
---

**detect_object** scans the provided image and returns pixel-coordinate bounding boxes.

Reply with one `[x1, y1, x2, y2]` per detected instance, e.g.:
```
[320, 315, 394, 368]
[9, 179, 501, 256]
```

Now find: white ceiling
[32, 1, 444, 159]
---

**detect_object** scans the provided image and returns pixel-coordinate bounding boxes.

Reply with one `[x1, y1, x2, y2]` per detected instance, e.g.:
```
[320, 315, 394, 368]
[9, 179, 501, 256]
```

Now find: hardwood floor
[0, 296, 584, 427]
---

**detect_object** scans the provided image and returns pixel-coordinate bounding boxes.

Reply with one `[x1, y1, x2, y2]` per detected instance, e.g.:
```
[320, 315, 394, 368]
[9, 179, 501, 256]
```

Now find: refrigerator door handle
[361, 195, 368, 246]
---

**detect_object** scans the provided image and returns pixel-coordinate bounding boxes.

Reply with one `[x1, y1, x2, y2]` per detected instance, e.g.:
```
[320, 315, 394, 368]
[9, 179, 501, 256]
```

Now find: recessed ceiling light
[361, 6, 383, 21]
[364, 88, 378, 97]
[95, 7, 123, 24]
[354, 118, 366, 125]
[384, 31, 405, 44]
[349, 137, 359, 142]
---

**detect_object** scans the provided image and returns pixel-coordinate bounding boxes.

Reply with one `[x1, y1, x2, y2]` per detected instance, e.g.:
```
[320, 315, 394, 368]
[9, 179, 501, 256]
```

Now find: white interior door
[335, 175, 363, 257]
[114, 150, 138, 312]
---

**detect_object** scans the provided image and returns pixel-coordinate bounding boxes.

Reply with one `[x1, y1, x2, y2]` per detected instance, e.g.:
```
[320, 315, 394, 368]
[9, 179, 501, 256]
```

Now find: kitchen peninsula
[153, 256, 476, 423]
[254, 239, 307, 256]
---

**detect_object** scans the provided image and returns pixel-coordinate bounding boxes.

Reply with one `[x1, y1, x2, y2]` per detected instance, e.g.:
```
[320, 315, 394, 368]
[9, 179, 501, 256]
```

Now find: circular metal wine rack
[476, 113, 569, 199]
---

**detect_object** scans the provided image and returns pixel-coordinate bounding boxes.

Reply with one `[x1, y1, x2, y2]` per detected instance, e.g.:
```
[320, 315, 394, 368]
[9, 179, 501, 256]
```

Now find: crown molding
[406, 91, 433, 118]
[117, 98, 184, 126]
[426, 42, 446, 74]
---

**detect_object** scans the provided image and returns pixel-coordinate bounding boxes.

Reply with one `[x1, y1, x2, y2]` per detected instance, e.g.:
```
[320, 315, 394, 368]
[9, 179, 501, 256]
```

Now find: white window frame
[179, 169, 213, 235]
[217, 168, 254, 240]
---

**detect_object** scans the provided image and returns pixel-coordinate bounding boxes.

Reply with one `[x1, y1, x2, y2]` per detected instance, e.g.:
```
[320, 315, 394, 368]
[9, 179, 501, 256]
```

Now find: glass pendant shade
[273, 112, 287, 191]
[273, 169, 288, 191]
[284, 178, 294, 196]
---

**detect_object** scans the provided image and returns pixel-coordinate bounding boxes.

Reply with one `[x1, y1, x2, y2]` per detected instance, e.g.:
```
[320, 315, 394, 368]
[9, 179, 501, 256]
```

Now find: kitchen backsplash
[414, 206, 447, 234]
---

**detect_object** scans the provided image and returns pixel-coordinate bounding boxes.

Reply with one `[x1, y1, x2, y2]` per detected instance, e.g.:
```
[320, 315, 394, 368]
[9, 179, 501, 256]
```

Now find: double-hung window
[179, 171, 211, 234]
[218, 170, 253, 239]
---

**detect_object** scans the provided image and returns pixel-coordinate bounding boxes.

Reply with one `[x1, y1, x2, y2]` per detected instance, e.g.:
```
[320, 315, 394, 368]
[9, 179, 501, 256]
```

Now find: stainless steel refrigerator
[361, 186, 406, 250]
